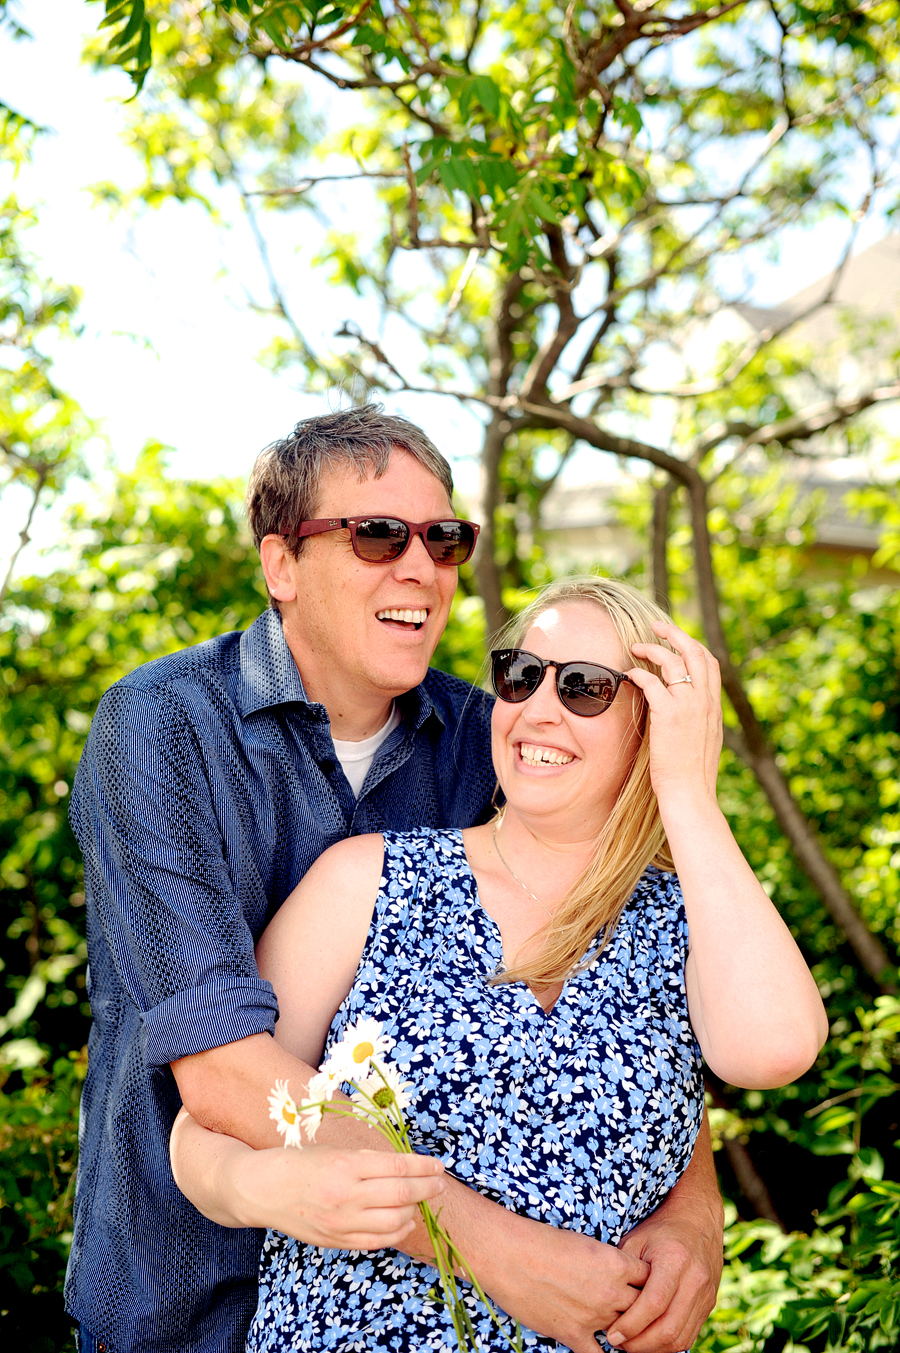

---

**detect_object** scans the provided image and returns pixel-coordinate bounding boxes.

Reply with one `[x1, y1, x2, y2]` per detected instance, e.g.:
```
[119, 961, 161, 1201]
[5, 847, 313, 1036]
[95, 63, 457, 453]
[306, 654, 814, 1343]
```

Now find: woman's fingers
[353, 1148, 445, 1178]
[269, 1144, 446, 1249]
[631, 620, 720, 694]
[626, 621, 723, 805]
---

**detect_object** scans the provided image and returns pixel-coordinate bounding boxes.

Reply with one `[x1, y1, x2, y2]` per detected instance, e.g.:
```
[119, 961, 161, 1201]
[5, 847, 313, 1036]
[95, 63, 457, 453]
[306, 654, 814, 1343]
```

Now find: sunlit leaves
[88, 0, 369, 93]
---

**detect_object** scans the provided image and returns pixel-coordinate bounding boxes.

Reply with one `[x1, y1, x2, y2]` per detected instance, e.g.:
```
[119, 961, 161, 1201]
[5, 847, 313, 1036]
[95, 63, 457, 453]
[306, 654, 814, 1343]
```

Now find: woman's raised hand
[627, 619, 723, 808]
[629, 620, 829, 1090]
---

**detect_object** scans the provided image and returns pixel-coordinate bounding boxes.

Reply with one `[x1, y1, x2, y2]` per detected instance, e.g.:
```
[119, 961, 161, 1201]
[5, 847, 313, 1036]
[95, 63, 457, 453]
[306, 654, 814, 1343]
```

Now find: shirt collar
[235, 608, 310, 716]
[235, 608, 446, 732]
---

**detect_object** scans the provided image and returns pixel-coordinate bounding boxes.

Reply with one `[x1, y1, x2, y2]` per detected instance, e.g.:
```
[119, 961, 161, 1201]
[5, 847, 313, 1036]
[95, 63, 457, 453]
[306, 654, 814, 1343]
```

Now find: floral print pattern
[248, 828, 704, 1352]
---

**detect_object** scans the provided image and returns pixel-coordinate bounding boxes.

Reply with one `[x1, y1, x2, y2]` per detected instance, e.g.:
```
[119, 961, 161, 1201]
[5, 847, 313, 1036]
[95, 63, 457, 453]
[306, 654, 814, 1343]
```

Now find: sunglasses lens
[352, 518, 409, 562]
[425, 521, 477, 565]
[491, 652, 621, 715]
[351, 519, 476, 564]
[558, 665, 618, 715]
[492, 650, 543, 703]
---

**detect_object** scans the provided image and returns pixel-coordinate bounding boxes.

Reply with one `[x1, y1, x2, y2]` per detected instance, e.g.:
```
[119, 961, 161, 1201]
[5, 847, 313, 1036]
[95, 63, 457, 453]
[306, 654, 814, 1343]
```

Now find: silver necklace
[492, 823, 554, 920]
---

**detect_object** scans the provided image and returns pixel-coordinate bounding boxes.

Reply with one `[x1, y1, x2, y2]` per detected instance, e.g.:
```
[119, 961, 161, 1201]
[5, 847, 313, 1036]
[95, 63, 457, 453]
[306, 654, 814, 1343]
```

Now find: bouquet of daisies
[268, 1017, 521, 1353]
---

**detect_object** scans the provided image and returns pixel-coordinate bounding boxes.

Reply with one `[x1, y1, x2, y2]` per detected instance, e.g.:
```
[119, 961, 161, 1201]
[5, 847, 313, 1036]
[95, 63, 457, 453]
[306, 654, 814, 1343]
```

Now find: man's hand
[604, 1210, 721, 1353]
[604, 1117, 724, 1353]
[471, 1219, 649, 1353]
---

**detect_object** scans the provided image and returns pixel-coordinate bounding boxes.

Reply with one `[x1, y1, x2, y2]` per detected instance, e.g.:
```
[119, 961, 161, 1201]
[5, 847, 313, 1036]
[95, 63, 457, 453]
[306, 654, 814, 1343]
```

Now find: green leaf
[472, 75, 501, 119]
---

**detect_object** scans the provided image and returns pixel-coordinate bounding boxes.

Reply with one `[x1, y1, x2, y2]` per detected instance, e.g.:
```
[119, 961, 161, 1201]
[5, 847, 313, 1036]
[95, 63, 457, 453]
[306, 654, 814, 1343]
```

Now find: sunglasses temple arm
[285, 519, 348, 539]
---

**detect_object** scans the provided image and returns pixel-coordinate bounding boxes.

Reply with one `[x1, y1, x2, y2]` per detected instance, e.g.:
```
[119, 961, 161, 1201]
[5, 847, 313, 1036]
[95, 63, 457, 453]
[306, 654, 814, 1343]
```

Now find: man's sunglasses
[491, 648, 637, 717]
[285, 516, 480, 566]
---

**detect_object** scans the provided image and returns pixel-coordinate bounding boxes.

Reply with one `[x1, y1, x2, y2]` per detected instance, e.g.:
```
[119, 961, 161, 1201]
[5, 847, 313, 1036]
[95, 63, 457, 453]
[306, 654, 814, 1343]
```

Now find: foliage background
[2, 2, 900, 1349]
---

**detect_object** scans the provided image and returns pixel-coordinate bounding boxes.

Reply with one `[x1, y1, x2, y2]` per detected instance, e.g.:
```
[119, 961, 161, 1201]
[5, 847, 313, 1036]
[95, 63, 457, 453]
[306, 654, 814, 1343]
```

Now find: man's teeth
[376, 608, 428, 624]
[519, 744, 574, 766]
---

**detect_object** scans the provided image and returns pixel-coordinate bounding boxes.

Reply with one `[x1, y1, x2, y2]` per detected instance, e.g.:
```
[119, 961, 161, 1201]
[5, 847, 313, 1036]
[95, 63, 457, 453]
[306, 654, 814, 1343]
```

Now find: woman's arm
[629, 620, 829, 1089]
[170, 1106, 446, 1248]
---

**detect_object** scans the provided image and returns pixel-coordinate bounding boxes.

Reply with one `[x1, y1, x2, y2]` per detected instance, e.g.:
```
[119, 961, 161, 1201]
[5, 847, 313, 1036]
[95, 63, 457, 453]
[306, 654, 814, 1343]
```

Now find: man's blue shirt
[67, 608, 495, 1352]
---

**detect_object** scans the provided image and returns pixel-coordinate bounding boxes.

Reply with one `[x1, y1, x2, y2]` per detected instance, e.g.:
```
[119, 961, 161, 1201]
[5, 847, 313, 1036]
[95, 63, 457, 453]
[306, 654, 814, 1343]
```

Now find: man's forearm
[650, 1110, 723, 1230]
[173, 1032, 549, 1269]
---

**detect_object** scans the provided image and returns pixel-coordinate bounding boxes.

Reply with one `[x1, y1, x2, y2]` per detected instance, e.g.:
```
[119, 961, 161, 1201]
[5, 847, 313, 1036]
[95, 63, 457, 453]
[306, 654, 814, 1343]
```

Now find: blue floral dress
[247, 828, 704, 1352]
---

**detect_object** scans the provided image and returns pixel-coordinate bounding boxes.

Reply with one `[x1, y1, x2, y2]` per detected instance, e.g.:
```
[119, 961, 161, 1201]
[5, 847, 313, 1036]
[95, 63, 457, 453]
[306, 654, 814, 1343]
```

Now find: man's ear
[259, 534, 299, 602]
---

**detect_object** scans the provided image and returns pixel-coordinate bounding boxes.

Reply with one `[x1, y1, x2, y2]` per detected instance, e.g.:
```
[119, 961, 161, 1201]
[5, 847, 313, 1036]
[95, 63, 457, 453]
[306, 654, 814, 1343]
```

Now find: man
[68, 405, 722, 1353]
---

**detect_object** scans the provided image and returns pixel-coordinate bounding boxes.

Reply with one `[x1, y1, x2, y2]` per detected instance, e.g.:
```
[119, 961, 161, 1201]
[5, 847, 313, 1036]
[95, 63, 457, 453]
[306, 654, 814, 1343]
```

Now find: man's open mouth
[376, 608, 428, 631]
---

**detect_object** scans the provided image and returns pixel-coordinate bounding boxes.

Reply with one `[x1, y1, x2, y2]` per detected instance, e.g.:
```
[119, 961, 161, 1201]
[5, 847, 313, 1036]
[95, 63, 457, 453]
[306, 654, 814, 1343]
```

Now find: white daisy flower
[352, 1060, 413, 1123]
[327, 1017, 393, 1081]
[308, 1067, 342, 1101]
[267, 1079, 302, 1149]
[298, 1099, 324, 1142]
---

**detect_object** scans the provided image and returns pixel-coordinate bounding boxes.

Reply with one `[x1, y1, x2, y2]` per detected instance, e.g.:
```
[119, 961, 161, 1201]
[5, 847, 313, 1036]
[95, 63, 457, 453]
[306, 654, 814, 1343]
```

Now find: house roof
[734, 234, 900, 351]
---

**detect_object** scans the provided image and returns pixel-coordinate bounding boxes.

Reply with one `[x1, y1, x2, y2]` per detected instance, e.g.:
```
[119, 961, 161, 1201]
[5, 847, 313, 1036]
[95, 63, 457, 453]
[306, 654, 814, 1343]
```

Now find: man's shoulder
[109, 628, 245, 706]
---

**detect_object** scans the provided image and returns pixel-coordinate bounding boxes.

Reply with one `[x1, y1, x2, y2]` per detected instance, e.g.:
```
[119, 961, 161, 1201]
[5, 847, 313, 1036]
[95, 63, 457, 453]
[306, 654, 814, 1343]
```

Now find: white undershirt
[331, 702, 402, 797]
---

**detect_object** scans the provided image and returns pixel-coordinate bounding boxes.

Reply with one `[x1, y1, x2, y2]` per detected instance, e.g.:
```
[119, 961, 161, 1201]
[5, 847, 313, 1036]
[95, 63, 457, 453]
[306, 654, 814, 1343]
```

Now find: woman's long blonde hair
[491, 575, 675, 989]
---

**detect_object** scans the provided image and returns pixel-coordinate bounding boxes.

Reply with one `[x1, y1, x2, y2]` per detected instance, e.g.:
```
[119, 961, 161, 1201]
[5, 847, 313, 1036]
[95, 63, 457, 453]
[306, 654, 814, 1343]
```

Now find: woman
[173, 576, 827, 1351]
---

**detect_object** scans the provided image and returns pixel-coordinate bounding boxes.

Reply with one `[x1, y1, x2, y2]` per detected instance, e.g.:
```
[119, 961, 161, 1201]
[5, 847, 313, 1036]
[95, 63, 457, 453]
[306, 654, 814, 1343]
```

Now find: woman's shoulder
[636, 862, 682, 898]
[624, 865, 689, 958]
[309, 830, 387, 880]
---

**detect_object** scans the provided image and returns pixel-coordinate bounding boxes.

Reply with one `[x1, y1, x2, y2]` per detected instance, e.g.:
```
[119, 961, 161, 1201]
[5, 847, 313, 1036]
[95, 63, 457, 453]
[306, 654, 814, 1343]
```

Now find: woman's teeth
[376, 609, 428, 626]
[519, 744, 574, 766]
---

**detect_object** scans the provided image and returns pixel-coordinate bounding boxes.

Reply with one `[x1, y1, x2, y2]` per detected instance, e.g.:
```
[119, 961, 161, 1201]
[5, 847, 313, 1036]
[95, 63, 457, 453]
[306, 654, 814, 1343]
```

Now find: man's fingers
[606, 1243, 717, 1353]
[609, 1299, 707, 1353]
[605, 1290, 673, 1347]
[605, 1266, 677, 1345]
[619, 1254, 651, 1289]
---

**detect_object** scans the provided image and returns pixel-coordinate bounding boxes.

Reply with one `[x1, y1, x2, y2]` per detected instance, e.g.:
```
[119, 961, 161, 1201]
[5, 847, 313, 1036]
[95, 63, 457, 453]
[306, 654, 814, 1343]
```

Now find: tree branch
[650, 477, 676, 610]
[520, 226, 580, 402]
[0, 462, 48, 609]
[729, 381, 900, 457]
[248, 170, 404, 198]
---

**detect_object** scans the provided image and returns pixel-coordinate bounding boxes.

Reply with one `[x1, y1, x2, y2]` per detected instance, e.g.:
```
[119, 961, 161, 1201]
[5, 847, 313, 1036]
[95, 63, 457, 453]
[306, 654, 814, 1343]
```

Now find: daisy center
[281, 1106, 296, 1124]
[352, 1041, 375, 1063]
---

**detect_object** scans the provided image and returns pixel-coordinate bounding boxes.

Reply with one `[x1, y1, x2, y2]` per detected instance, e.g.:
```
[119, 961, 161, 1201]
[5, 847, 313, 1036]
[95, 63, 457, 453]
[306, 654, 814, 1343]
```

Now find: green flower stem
[300, 1064, 522, 1353]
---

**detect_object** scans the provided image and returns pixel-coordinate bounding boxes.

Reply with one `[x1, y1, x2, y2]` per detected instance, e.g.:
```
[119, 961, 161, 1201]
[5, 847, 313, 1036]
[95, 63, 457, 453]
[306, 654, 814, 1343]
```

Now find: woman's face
[491, 601, 644, 840]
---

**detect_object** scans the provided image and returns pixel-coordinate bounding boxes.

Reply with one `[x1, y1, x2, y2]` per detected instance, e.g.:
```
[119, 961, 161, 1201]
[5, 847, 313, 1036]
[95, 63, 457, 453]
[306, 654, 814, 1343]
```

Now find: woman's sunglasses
[285, 516, 480, 566]
[491, 648, 636, 717]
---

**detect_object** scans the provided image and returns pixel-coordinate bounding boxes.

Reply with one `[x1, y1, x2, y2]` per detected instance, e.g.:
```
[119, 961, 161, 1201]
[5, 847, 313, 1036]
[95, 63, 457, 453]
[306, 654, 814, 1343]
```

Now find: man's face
[271, 449, 460, 713]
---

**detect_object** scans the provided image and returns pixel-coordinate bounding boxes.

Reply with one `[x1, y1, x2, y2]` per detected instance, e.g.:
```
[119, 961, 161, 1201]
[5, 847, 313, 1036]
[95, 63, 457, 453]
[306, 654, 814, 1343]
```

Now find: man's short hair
[246, 404, 455, 556]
